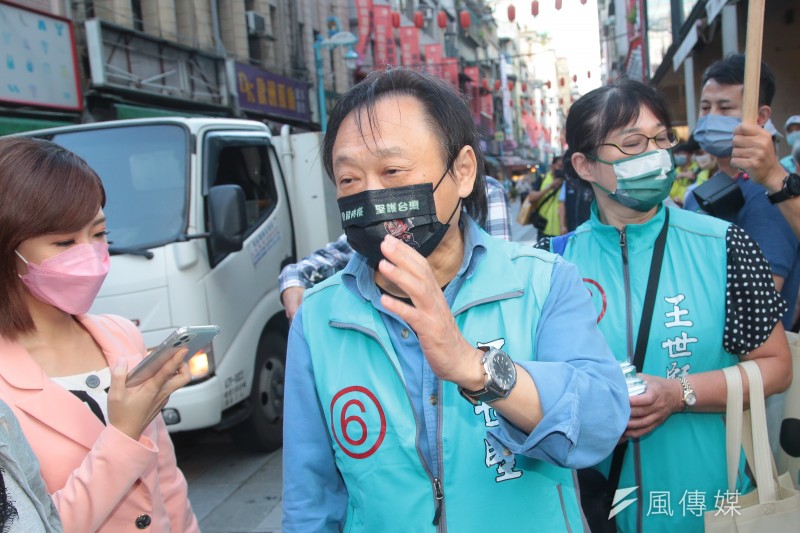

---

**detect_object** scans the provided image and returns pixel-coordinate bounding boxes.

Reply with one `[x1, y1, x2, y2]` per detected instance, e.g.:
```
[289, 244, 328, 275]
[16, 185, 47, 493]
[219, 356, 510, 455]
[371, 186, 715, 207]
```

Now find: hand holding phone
[126, 325, 220, 387]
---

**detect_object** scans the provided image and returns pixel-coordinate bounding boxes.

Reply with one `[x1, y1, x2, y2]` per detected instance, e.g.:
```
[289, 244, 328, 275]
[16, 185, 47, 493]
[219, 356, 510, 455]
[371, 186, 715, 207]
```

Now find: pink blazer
[0, 314, 200, 533]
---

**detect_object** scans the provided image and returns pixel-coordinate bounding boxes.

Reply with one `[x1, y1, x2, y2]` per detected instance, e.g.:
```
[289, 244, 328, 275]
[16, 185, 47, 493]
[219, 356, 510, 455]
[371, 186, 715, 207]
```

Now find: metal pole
[315, 38, 327, 131]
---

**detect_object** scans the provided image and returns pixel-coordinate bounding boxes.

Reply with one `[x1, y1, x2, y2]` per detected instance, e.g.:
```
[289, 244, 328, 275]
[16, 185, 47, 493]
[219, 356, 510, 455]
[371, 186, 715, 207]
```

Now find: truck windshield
[49, 124, 188, 250]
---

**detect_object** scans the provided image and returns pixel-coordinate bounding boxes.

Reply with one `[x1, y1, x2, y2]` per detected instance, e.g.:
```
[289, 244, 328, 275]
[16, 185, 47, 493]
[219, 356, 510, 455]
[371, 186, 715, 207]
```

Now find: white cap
[785, 115, 800, 132]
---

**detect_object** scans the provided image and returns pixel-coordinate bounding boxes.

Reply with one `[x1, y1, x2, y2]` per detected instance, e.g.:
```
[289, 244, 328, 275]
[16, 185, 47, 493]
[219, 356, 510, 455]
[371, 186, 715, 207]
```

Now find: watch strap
[458, 348, 515, 405]
[677, 376, 694, 409]
[767, 173, 800, 205]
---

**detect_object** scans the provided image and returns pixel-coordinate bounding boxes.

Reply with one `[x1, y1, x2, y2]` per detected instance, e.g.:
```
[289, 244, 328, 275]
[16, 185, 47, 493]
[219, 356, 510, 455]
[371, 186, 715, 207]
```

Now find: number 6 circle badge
[330, 386, 387, 459]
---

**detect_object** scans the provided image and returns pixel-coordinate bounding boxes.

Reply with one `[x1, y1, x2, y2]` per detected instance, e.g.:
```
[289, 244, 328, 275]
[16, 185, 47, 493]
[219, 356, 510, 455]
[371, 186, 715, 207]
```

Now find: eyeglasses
[598, 129, 680, 156]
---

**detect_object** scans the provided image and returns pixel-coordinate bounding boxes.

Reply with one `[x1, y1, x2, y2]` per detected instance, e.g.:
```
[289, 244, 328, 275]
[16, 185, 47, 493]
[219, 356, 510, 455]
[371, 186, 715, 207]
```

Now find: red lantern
[540, 99, 545, 106]
[545, 80, 552, 89]
[587, 70, 591, 78]
[391, 11, 401, 28]
[555, 0, 562, 10]
[521, 82, 527, 92]
[559, 97, 564, 105]
[508, 5, 516, 22]
[494, 79, 502, 91]
[413, 11, 424, 29]
[522, 109, 527, 116]
[581, 0, 587, 4]
[572, 74, 577, 83]
[509, 100, 514, 107]
[507, 79, 515, 91]
[459, 10, 471, 29]
[532, 1, 539, 17]
[560, 77, 565, 87]
[437, 11, 447, 29]
[482, 79, 489, 90]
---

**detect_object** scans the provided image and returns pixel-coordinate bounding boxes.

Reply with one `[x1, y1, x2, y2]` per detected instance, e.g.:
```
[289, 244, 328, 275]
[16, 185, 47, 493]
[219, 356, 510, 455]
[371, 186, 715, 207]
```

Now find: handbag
[525, 187, 559, 231]
[778, 332, 800, 487]
[704, 360, 800, 532]
[516, 198, 534, 225]
[691, 173, 745, 218]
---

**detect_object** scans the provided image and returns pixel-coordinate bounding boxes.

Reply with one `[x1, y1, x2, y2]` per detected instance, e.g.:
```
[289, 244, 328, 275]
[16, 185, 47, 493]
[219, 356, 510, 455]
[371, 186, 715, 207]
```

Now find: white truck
[26, 118, 342, 451]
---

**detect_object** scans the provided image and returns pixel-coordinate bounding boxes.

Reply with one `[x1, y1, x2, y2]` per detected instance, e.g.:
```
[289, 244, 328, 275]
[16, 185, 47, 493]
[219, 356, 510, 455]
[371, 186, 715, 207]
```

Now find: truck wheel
[230, 331, 286, 452]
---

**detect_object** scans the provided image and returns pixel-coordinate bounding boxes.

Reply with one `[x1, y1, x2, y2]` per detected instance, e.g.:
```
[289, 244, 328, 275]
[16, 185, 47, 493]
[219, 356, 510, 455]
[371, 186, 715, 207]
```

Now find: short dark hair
[701, 53, 776, 107]
[321, 67, 487, 226]
[551, 155, 563, 164]
[563, 79, 673, 187]
[0, 137, 105, 338]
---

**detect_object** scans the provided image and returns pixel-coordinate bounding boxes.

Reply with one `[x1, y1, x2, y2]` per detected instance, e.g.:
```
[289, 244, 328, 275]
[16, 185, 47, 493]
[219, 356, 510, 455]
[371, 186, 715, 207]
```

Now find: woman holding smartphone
[0, 137, 199, 532]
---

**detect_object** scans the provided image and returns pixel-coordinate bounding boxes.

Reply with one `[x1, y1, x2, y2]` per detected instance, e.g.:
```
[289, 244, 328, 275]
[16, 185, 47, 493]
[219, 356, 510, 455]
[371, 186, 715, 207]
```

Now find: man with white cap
[780, 115, 800, 173]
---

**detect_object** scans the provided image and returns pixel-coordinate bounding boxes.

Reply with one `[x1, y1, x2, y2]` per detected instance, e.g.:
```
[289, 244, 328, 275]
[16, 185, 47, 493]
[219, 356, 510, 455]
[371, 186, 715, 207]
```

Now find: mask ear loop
[431, 165, 462, 224]
[14, 250, 29, 265]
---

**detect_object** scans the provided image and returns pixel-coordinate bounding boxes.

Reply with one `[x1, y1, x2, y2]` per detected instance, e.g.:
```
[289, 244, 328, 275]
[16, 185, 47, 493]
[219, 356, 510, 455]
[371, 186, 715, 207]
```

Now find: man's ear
[571, 152, 599, 184]
[452, 145, 477, 198]
[756, 105, 772, 127]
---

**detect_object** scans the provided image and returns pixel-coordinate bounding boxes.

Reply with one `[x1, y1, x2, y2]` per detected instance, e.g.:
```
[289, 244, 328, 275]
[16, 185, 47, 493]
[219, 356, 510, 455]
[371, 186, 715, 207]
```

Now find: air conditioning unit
[246, 11, 267, 36]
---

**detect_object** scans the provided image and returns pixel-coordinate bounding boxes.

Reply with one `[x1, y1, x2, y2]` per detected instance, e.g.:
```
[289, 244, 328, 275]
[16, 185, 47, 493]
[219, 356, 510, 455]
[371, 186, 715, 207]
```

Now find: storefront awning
[0, 116, 76, 136]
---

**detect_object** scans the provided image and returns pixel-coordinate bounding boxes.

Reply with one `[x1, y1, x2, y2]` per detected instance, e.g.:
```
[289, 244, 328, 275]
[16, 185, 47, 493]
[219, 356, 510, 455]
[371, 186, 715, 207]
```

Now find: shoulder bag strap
[722, 365, 744, 491]
[739, 360, 780, 503]
[608, 209, 670, 494]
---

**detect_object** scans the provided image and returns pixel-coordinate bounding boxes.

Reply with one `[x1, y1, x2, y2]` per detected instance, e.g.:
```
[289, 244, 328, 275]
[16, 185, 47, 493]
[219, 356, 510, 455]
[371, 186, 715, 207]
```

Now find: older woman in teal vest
[282, 68, 630, 532]
[539, 80, 792, 533]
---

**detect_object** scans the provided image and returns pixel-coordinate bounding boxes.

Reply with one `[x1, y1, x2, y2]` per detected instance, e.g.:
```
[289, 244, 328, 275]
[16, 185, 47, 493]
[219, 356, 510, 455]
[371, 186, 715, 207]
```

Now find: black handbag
[691, 173, 744, 219]
[527, 188, 558, 231]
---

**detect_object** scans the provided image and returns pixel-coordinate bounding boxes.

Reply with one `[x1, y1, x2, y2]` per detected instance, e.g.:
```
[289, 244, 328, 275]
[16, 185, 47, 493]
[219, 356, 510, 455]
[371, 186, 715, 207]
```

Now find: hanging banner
[463, 65, 480, 125]
[399, 26, 421, 68]
[354, 0, 372, 58]
[424, 43, 443, 78]
[441, 57, 459, 89]
[373, 5, 393, 69]
[624, 0, 648, 82]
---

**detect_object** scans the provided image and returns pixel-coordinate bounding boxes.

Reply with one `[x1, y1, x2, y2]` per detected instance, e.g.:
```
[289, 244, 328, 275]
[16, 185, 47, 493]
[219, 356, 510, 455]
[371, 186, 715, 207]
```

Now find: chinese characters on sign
[235, 63, 310, 122]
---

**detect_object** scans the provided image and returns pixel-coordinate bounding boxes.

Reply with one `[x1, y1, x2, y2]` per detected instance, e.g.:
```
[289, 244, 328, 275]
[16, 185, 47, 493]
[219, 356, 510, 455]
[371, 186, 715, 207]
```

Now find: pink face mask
[16, 242, 110, 315]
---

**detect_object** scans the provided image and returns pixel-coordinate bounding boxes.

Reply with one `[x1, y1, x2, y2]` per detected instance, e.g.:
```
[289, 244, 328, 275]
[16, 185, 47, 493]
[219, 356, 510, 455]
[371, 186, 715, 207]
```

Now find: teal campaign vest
[302, 234, 586, 532]
[556, 204, 744, 533]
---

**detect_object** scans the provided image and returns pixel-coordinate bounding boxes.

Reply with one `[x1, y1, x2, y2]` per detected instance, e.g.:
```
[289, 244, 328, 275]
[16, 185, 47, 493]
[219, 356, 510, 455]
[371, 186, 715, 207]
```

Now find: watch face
[685, 392, 697, 406]
[489, 352, 516, 390]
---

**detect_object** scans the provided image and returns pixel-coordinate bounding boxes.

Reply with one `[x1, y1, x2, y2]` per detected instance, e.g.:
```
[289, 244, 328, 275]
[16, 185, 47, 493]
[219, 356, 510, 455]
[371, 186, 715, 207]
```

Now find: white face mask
[694, 153, 713, 169]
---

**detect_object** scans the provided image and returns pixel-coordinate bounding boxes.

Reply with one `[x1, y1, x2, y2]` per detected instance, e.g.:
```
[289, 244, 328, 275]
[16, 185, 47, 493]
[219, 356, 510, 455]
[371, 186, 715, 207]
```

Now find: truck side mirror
[208, 185, 247, 254]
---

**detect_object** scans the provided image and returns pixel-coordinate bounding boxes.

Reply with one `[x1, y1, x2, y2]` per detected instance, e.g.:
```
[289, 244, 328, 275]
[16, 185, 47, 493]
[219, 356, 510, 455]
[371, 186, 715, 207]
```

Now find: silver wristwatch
[677, 376, 696, 410]
[458, 348, 517, 405]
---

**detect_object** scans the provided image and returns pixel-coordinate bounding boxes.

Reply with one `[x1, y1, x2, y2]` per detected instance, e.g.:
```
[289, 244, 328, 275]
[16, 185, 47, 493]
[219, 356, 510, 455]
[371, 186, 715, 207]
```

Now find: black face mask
[337, 170, 460, 267]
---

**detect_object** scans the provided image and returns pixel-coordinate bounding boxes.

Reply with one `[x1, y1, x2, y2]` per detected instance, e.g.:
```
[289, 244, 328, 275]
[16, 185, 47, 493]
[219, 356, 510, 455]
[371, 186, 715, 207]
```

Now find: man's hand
[624, 374, 682, 439]
[376, 235, 484, 390]
[281, 286, 305, 321]
[731, 122, 786, 193]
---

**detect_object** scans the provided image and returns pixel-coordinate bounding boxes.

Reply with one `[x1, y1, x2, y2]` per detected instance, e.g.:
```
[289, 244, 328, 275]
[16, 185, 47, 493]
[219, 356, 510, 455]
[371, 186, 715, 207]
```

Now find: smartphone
[126, 325, 220, 387]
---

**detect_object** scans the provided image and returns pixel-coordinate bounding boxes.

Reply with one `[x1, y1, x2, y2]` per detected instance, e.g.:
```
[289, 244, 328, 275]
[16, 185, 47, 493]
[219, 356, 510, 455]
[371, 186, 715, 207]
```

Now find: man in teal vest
[281, 68, 629, 532]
